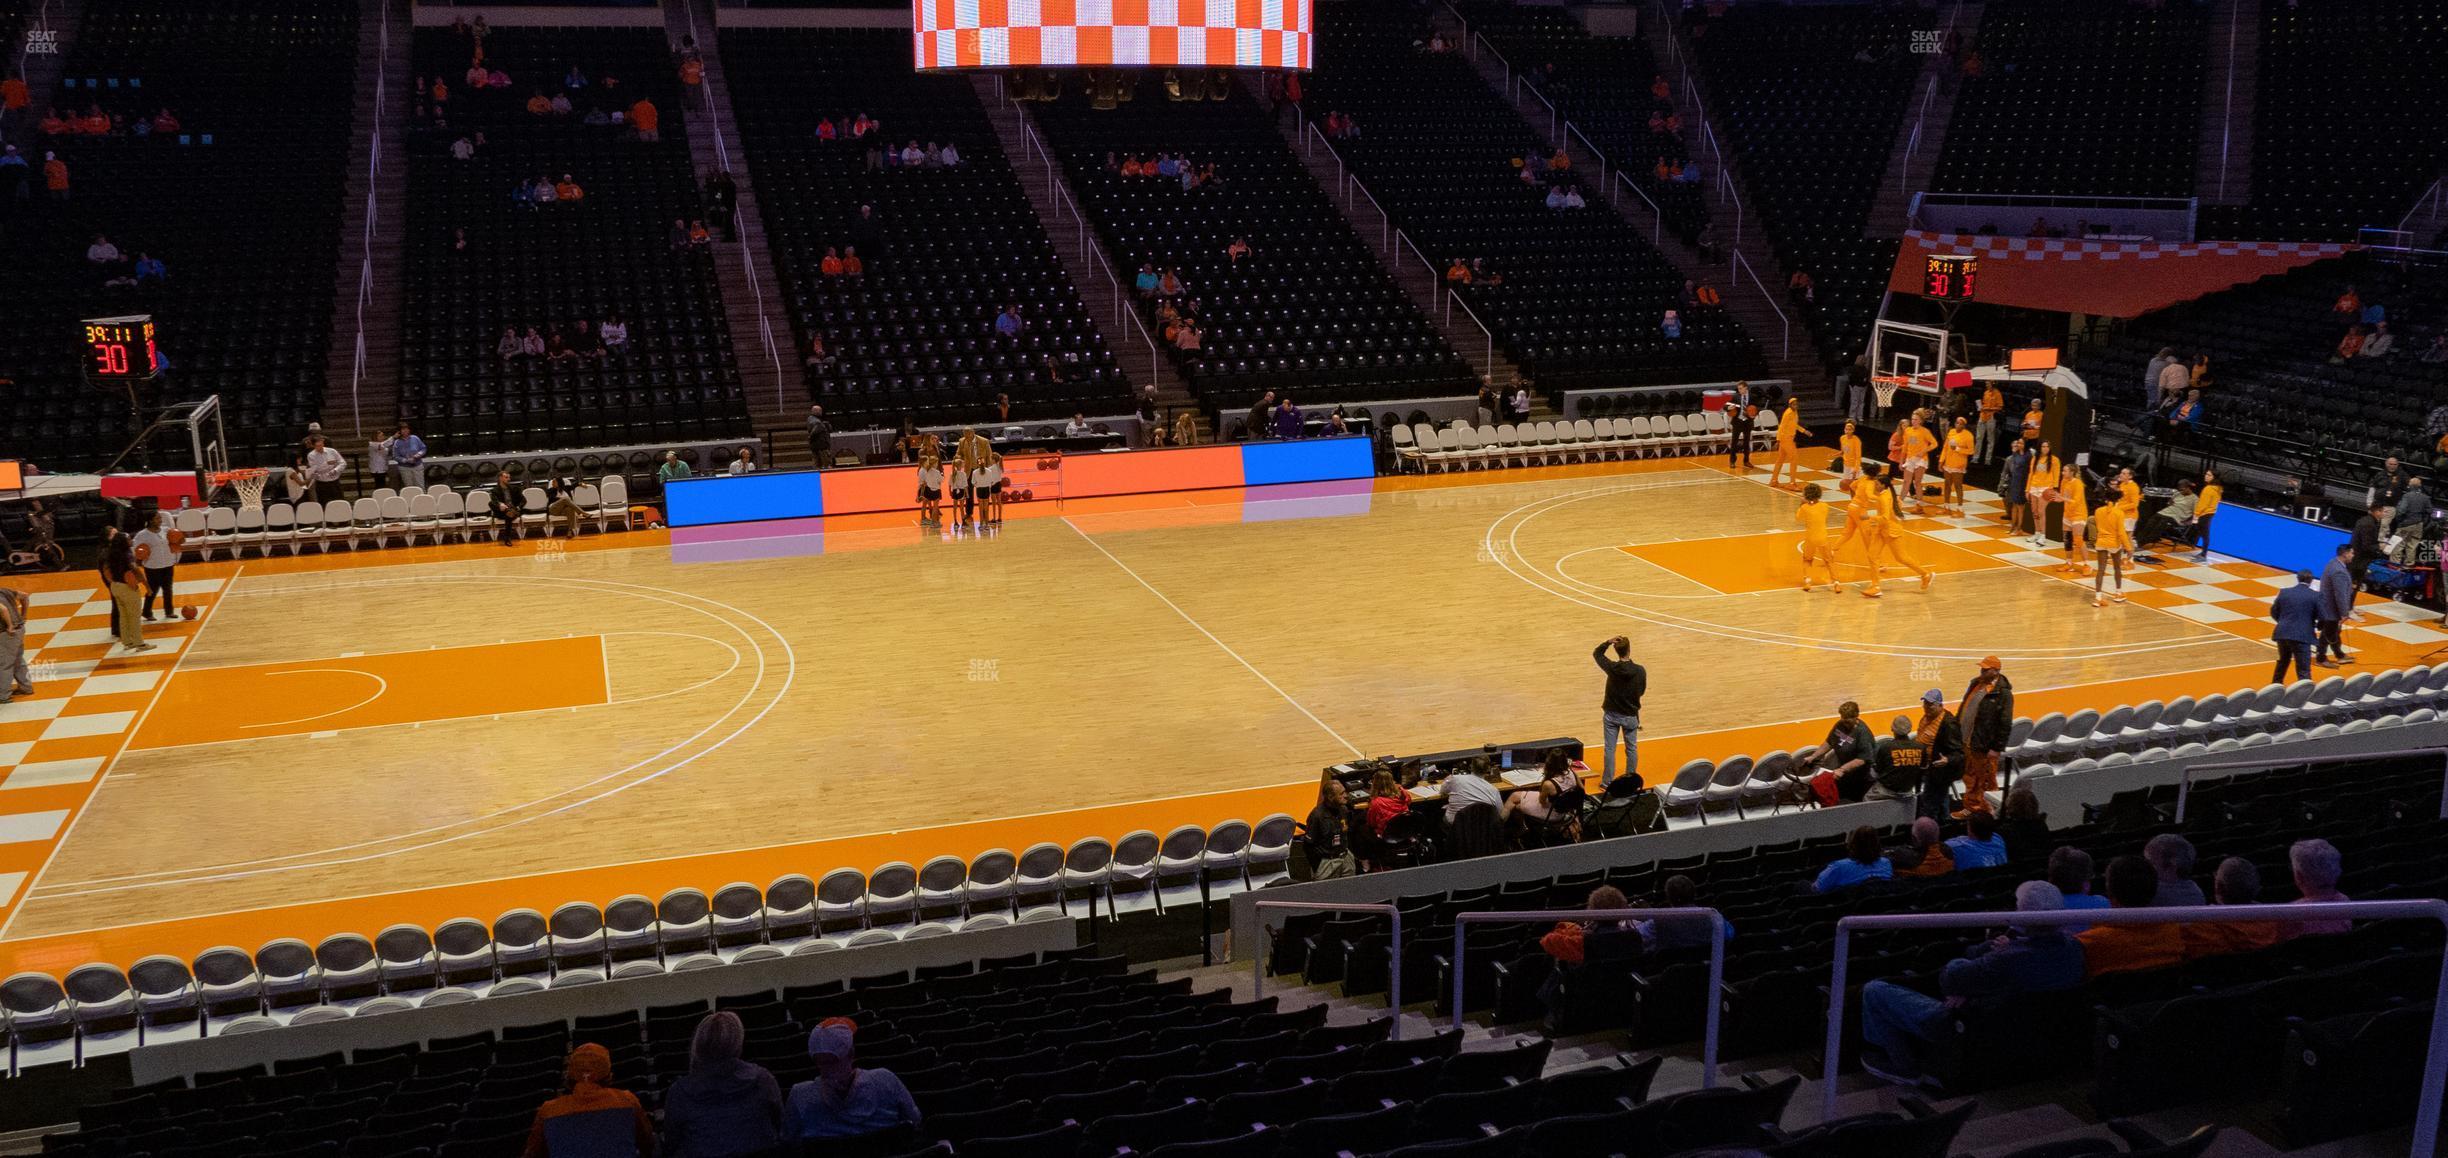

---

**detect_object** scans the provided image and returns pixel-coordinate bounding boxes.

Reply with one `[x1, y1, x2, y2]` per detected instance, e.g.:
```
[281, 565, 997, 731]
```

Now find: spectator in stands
[1642, 876, 1727, 951]
[1787, 269, 1816, 305]
[688, 220, 713, 251]
[521, 326, 546, 358]
[671, 219, 694, 252]
[899, 140, 924, 166]
[2334, 325, 2367, 362]
[804, 333, 832, 372]
[1134, 263, 1160, 296]
[389, 423, 427, 489]
[2037, 847, 2105, 920]
[1660, 310, 1682, 340]
[784, 1019, 920, 1141]
[2333, 285, 2361, 317]
[2077, 855, 2187, 978]
[2143, 834, 2205, 907]
[1547, 147, 1571, 172]
[2143, 347, 2177, 411]
[1992, 785, 2046, 852]
[602, 314, 630, 354]
[1910, 690, 1964, 820]
[728, 448, 757, 476]
[1303, 778, 1355, 878]
[1956, 657, 2012, 817]
[1545, 184, 1567, 210]
[630, 97, 660, 142]
[572, 320, 605, 360]
[523, 1043, 653, 1157]
[659, 451, 692, 485]
[1159, 268, 1185, 296]
[2182, 857, 2281, 959]
[1947, 812, 2009, 869]
[660, 1008, 783, 1155]
[545, 328, 575, 363]
[1893, 817, 1954, 878]
[939, 141, 960, 167]
[133, 253, 165, 286]
[1859, 880, 2083, 1087]
[1245, 391, 1275, 441]
[2362, 321, 2397, 359]
[43, 151, 68, 202]
[83, 234, 123, 265]
[526, 90, 554, 116]
[0, 146, 26, 203]
[1539, 885, 1636, 966]
[2271, 570, 2320, 684]
[1273, 397, 1305, 440]
[2285, 838, 2351, 938]
[820, 247, 845, 277]
[1814, 826, 1894, 893]
[1865, 716, 1924, 804]
[1063, 412, 1093, 439]
[994, 304, 1023, 339]
[1561, 185, 1585, 209]
[1362, 768, 1408, 841]
[555, 174, 586, 202]
[282, 456, 312, 505]
[2423, 335, 2448, 365]
[1512, 751, 1586, 845]
[1226, 237, 1251, 264]
[1811, 701, 1877, 804]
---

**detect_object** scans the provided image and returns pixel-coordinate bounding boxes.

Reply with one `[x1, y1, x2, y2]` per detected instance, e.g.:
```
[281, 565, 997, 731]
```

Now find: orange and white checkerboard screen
[912, 0, 1312, 70]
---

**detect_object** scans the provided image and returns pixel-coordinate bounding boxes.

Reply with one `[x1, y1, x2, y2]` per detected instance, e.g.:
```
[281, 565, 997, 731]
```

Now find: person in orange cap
[524, 1043, 655, 1157]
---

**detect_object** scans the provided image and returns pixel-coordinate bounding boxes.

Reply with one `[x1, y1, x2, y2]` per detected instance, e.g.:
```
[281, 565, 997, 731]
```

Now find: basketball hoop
[211, 468, 271, 511]
[1870, 375, 1907, 411]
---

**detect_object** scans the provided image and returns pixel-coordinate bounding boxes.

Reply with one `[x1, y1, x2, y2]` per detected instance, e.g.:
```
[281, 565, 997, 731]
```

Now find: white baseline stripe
[1062, 516, 1364, 759]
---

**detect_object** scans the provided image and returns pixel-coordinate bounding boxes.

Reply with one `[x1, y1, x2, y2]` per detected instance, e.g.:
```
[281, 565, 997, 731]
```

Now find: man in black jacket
[487, 470, 522, 547]
[1592, 636, 1647, 788]
[1958, 659, 2013, 817]
[2350, 503, 2388, 590]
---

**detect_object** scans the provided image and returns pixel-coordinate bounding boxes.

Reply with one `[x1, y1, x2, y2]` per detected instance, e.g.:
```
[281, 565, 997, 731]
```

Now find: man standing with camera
[1592, 636, 1646, 788]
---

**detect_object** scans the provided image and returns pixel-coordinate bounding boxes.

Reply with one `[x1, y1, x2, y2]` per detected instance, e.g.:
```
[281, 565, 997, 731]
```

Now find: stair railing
[1611, 171, 1666, 245]
[1449, 289, 1497, 385]
[1730, 251, 1788, 360]
[1817, 900, 2448, 1152]
[681, 0, 783, 401]
[1253, 900, 1405, 1039]
[1448, 907, 1727, 1087]
[349, 0, 393, 435]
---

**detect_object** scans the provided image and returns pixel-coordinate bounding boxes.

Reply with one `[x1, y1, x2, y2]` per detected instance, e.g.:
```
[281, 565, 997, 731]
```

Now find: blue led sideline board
[2206, 503, 2349, 576]
[665, 470, 825, 528]
[1239, 436, 1375, 486]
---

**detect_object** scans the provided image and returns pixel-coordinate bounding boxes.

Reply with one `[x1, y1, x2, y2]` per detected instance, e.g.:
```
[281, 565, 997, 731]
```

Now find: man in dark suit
[2270, 571, 2322, 683]
[2349, 503, 2387, 589]
[486, 470, 522, 547]
[2316, 544, 2357, 667]
[1727, 382, 1756, 469]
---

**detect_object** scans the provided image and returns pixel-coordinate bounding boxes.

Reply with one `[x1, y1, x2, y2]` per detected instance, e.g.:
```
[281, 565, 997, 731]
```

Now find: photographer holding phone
[1591, 636, 1646, 788]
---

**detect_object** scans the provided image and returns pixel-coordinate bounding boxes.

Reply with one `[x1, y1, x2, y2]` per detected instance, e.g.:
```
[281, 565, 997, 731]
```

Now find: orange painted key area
[1618, 528, 2008, 595]
[129, 637, 610, 750]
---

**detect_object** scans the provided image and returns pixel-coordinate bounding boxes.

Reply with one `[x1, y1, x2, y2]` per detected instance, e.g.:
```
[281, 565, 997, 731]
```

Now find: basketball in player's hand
[167, 529, 187, 552]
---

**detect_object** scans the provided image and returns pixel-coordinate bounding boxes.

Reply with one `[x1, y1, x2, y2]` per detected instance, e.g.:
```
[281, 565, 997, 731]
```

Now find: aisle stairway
[665, 0, 809, 466]
[2198, 0, 2258, 208]
[325, 0, 409, 449]
[1429, 5, 1831, 422]
[1866, 3, 1982, 235]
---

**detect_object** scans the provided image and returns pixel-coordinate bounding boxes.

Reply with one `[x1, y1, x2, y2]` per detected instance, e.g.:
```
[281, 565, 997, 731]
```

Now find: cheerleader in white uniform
[947, 459, 972, 529]
[916, 453, 944, 524]
[979, 451, 1006, 525]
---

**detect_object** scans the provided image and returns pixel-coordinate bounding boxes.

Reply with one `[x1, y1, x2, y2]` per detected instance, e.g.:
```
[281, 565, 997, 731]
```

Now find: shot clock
[82, 314, 162, 382]
[1922, 253, 1979, 301]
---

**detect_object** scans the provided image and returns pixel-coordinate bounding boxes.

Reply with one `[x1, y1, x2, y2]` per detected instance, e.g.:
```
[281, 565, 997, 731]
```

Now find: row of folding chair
[171, 477, 632, 559]
[0, 817, 1296, 1066]
[1390, 411, 1773, 473]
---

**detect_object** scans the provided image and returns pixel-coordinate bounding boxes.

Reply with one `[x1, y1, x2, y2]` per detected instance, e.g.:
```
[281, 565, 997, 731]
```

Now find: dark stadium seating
[1026, 76, 1476, 418]
[0, 0, 356, 473]
[1684, 2, 1919, 366]
[2202, 0, 2448, 243]
[1452, 2, 1709, 249]
[2071, 252, 2448, 459]
[1302, 0, 1761, 392]
[720, 28, 1130, 431]
[399, 26, 747, 454]
[1932, 0, 2207, 199]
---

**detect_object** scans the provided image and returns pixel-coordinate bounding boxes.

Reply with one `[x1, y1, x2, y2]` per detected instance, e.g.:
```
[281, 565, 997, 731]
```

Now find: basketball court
[4, 449, 2441, 976]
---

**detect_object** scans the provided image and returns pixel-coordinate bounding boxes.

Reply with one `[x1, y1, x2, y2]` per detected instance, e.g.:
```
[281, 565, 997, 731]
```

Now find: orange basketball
[180, 606, 197, 621]
[167, 529, 187, 552]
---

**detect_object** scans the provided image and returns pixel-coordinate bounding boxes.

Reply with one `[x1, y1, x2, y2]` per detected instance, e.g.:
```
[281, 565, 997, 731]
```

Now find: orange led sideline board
[2008, 347, 2060, 372]
[913, 0, 1312, 70]
[0, 461, 22, 493]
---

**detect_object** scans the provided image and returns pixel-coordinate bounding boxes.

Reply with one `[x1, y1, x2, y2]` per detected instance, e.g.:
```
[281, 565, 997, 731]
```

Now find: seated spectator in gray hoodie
[662, 1012, 783, 1158]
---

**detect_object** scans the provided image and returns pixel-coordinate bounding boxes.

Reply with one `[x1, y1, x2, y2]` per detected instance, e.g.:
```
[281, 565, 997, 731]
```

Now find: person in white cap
[781, 1019, 921, 1141]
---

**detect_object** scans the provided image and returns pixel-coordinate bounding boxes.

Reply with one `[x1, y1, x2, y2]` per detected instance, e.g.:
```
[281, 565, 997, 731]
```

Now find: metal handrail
[1565, 121, 1607, 189]
[348, 0, 392, 435]
[1303, 118, 1345, 188]
[1121, 300, 1164, 389]
[2399, 177, 2446, 241]
[1396, 228, 1445, 322]
[2174, 746, 2448, 824]
[1253, 901, 1405, 1039]
[1449, 288, 1497, 384]
[1817, 899, 2448, 1154]
[1898, 73, 1937, 211]
[1351, 176, 1391, 250]
[1521, 78, 1560, 144]
[1729, 251, 1787, 359]
[1450, 908, 1726, 1088]
[2215, 0, 2238, 202]
[1474, 32, 1512, 94]
[1612, 170, 1666, 245]
[683, 0, 783, 398]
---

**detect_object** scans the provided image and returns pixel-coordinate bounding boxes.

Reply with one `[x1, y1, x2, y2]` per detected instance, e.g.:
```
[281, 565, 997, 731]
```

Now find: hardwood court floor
[0, 450, 2402, 972]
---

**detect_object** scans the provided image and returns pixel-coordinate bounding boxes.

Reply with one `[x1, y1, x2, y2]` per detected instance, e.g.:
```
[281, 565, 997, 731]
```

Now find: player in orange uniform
[1837, 420, 1864, 485]
[1830, 463, 1882, 565]
[1797, 483, 1839, 592]
[1939, 417, 1975, 515]
[1768, 405, 1812, 489]
[1899, 412, 1940, 513]
[2091, 496, 2133, 606]
[2190, 469, 2222, 561]
[2054, 468, 2091, 576]
[1859, 474, 1936, 598]
[2024, 441, 2062, 548]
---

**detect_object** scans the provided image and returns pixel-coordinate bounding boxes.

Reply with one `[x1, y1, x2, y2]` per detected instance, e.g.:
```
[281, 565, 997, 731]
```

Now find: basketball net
[1870, 375, 1906, 411]
[213, 468, 271, 511]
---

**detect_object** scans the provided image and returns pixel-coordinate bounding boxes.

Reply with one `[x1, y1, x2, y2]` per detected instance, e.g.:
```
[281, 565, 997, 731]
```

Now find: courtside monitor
[2008, 347, 2060, 372]
[914, 0, 1313, 70]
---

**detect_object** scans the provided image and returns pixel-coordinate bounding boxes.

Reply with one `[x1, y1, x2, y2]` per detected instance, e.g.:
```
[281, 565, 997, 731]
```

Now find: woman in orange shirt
[1861, 474, 1936, 598]
[2055, 469, 2091, 576]
[1768, 405, 1811, 489]
[1837, 420, 1864, 485]
[1939, 416, 1975, 515]
[2113, 467, 2142, 540]
[1797, 483, 1839, 592]
[2092, 496, 2133, 607]
[2024, 441, 2062, 548]
[1899, 411, 1939, 514]
[2190, 468, 2222, 562]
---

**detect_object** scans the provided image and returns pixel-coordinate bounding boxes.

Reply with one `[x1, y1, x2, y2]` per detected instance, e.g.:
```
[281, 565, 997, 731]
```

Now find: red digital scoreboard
[82, 314, 161, 382]
[1922, 253, 1979, 301]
